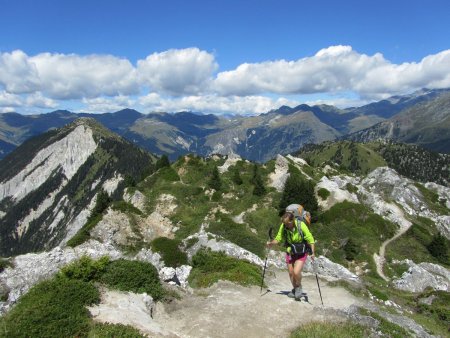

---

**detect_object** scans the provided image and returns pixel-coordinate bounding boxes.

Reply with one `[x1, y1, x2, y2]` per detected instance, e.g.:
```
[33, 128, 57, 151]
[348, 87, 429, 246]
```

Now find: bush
[111, 200, 143, 215]
[151, 237, 188, 267]
[0, 278, 99, 337]
[158, 167, 180, 182]
[66, 213, 103, 247]
[188, 248, 262, 288]
[88, 322, 145, 337]
[208, 166, 222, 191]
[343, 238, 360, 261]
[208, 213, 265, 258]
[99, 259, 164, 300]
[317, 188, 330, 200]
[290, 321, 371, 338]
[59, 255, 110, 282]
[427, 233, 449, 264]
[346, 183, 358, 194]
[0, 259, 11, 273]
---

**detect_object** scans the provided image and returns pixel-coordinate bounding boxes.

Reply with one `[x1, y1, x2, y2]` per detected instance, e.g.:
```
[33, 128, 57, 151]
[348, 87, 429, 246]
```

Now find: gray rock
[392, 260, 449, 292]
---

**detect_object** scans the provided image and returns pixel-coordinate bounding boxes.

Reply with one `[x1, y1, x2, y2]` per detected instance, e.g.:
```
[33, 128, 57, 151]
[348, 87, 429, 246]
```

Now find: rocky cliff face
[0, 118, 155, 256]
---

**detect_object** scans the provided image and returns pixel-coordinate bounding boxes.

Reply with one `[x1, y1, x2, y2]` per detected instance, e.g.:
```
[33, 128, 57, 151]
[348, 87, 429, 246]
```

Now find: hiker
[266, 211, 315, 300]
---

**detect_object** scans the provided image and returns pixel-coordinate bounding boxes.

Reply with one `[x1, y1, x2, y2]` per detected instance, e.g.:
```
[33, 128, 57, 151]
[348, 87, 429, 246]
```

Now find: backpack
[284, 204, 311, 256]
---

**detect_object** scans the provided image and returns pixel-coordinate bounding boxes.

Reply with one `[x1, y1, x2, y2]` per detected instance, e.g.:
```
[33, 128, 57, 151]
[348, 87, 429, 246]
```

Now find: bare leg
[286, 263, 295, 288]
[293, 259, 306, 289]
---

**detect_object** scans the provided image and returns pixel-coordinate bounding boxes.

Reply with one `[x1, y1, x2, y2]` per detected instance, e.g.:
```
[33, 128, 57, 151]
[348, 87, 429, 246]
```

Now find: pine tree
[156, 154, 170, 170]
[232, 167, 243, 185]
[208, 166, 222, 191]
[278, 173, 318, 216]
[427, 233, 449, 264]
[251, 164, 266, 196]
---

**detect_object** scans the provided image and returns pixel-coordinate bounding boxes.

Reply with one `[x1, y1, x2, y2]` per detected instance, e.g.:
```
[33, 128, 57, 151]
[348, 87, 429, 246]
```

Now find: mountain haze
[1, 88, 449, 162]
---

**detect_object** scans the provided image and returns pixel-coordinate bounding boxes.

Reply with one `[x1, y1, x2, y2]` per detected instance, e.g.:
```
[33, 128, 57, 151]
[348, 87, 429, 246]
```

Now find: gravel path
[90, 268, 361, 337]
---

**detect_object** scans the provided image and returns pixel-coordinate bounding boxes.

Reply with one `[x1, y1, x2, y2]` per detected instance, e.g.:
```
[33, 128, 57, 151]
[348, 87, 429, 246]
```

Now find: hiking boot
[294, 287, 303, 300]
[287, 288, 295, 298]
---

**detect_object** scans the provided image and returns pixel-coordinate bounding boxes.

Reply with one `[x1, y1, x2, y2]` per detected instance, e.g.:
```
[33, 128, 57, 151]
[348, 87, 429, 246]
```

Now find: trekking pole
[260, 227, 273, 293]
[314, 261, 324, 306]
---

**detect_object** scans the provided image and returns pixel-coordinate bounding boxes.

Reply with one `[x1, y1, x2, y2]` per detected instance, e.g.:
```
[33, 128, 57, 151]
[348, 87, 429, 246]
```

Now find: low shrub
[208, 212, 265, 258]
[99, 259, 164, 300]
[111, 200, 143, 215]
[290, 321, 371, 337]
[0, 278, 99, 337]
[317, 187, 330, 200]
[66, 213, 103, 247]
[59, 255, 110, 282]
[188, 248, 262, 288]
[151, 237, 188, 267]
[88, 322, 145, 337]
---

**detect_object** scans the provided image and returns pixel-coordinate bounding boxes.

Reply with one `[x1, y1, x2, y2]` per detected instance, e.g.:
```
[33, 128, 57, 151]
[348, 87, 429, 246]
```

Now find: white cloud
[25, 92, 58, 108]
[0, 91, 22, 107]
[0, 50, 40, 93]
[213, 46, 450, 100]
[81, 95, 136, 113]
[30, 53, 139, 99]
[1, 46, 450, 115]
[139, 93, 299, 115]
[137, 48, 217, 96]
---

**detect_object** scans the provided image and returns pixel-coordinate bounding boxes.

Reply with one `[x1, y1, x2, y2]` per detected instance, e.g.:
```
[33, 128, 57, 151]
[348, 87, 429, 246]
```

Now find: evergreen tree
[92, 189, 111, 217]
[278, 172, 318, 216]
[427, 233, 449, 264]
[232, 167, 243, 185]
[251, 164, 266, 196]
[155, 154, 170, 170]
[208, 166, 222, 191]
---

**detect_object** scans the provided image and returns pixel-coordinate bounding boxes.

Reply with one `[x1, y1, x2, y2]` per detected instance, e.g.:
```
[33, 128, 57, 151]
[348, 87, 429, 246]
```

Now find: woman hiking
[266, 206, 315, 300]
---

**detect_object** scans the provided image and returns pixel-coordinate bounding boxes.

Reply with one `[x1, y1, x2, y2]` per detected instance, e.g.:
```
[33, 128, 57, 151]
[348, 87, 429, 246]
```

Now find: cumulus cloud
[137, 48, 217, 96]
[0, 91, 22, 107]
[1, 46, 450, 115]
[0, 50, 139, 99]
[139, 93, 298, 115]
[81, 95, 136, 113]
[213, 46, 450, 100]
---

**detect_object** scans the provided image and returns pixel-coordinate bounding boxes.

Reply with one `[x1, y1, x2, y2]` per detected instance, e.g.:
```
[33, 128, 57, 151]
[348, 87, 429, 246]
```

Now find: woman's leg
[286, 262, 295, 287]
[293, 258, 306, 296]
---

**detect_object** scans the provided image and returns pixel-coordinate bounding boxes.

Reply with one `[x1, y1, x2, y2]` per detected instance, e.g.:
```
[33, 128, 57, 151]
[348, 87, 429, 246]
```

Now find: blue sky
[1, 0, 450, 115]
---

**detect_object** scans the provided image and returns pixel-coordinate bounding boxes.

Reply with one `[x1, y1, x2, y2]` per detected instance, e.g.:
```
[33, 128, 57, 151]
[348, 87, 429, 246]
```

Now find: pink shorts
[285, 253, 308, 264]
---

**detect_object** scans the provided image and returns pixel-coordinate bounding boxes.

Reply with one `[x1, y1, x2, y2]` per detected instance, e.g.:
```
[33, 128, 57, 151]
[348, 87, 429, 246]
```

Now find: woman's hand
[310, 253, 315, 261]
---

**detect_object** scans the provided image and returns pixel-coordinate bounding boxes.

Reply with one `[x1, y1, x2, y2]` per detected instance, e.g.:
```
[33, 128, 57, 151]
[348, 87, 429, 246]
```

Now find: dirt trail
[374, 223, 412, 281]
[90, 268, 362, 338]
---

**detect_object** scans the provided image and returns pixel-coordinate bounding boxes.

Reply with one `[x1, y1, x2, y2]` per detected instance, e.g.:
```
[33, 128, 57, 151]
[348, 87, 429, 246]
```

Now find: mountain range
[0, 106, 449, 336]
[1, 88, 449, 162]
[0, 118, 156, 256]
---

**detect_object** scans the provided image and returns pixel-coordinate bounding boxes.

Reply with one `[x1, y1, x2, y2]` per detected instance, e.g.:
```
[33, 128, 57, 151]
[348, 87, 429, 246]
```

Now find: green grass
[290, 321, 371, 338]
[385, 220, 449, 267]
[358, 309, 412, 338]
[88, 322, 145, 337]
[99, 259, 165, 301]
[151, 237, 188, 267]
[188, 248, 263, 288]
[66, 213, 103, 247]
[317, 187, 330, 200]
[314, 201, 397, 270]
[414, 183, 449, 215]
[208, 212, 266, 258]
[111, 200, 143, 215]
[0, 277, 100, 338]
